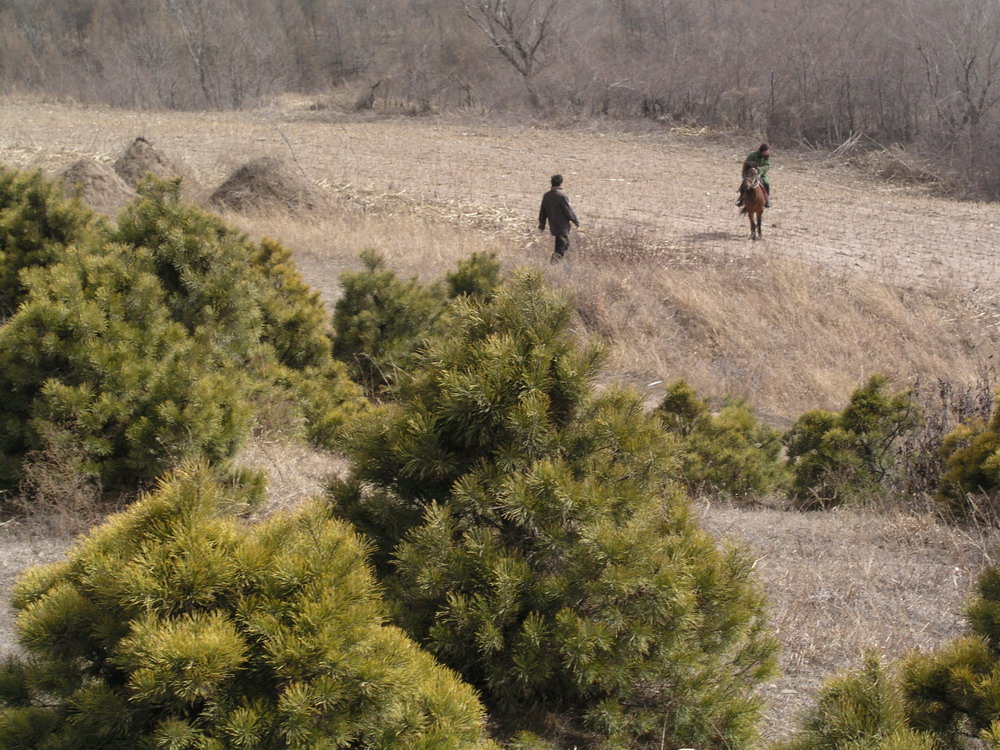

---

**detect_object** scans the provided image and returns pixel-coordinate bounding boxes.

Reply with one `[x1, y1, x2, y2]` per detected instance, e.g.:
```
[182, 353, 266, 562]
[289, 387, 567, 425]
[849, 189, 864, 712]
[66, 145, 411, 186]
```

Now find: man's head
[759, 144, 770, 158]
[550, 174, 564, 187]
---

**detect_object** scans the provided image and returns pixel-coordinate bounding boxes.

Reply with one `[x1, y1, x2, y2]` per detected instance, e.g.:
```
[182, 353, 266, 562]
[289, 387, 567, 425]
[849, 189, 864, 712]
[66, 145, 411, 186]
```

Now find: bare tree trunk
[162, 0, 220, 108]
[461, 0, 564, 108]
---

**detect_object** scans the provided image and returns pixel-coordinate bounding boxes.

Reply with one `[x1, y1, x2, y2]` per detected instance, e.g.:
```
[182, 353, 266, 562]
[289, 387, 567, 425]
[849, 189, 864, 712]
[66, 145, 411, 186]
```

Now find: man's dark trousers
[553, 234, 570, 260]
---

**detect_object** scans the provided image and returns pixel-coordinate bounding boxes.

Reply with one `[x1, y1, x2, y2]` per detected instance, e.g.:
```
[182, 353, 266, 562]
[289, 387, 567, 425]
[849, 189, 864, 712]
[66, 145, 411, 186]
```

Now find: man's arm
[539, 199, 547, 230]
[560, 194, 579, 227]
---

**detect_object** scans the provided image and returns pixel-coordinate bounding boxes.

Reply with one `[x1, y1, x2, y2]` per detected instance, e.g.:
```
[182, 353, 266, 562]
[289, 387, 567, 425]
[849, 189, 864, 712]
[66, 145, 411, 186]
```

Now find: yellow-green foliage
[780, 557, 1000, 750]
[980, 720, 1000, 749]
[657, 379, 788, 498]
[0, 174, 364, 492]
[0, 167, 97, 317]
[937, 392, 1000, 517]
[332, 270, 777, 749]
[331, 250, 501, 398]
[774, 654, 936, 750]
[0, 465, 498, 750]
[899, 561, 1000, 747]
[444, 251, 502, 300]
[783, 374, 919, 507]
[332, 249, 447, 396]
[0, 241, 251, 490]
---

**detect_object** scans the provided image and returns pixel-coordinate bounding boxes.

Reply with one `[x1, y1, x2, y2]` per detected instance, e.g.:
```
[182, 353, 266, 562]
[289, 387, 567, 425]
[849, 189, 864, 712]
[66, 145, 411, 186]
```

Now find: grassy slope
[2, 96, 1000, 742]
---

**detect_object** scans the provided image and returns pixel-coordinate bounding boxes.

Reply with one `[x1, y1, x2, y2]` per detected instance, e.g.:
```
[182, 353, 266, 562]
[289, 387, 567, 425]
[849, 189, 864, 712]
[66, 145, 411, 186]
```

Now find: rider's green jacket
[743, 150, 770, 183]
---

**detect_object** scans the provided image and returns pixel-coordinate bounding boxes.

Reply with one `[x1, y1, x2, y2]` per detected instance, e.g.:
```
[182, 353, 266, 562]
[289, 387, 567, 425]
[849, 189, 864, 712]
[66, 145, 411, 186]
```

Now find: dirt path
[1, 100, 997, 296]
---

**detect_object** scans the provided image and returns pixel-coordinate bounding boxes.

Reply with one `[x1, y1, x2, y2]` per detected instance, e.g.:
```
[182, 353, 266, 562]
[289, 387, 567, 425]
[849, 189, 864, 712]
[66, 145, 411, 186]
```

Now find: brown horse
[739, 167, 766, 240]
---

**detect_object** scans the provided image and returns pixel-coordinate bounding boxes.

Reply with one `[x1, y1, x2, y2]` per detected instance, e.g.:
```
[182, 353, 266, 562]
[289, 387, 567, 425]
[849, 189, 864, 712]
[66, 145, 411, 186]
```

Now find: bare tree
[460, 0, 564, 107]
[161, 0, 221, 107]
[905, 0, 1000, 140]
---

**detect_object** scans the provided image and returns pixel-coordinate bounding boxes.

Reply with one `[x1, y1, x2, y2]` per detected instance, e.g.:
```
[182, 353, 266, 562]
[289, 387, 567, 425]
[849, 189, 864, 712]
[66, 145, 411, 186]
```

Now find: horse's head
[742, 166, 760, 191]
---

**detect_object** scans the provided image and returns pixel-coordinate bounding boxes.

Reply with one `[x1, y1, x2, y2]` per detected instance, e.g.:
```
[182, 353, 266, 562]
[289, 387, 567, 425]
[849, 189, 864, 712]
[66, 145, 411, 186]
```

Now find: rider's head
[551, 174, 564, 187]
[759, 144, 770, 157]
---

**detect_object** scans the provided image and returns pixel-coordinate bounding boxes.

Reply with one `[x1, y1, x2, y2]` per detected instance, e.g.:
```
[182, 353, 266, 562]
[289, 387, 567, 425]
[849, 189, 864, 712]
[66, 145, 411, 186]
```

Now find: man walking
[538, 174, 580, 261]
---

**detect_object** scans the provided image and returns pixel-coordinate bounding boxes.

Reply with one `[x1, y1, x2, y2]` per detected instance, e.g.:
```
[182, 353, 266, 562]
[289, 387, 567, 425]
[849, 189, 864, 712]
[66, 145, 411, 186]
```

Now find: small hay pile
[113, 136, 199, 199]
[209, 156, 326, 215]
[59, 158, 137, 216]
[334, 184, 522, 238]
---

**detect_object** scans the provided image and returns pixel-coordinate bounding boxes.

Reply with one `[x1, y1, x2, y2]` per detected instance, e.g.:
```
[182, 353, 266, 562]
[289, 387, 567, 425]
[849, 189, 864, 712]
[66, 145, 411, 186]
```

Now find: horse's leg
[757, 209, 763, 239]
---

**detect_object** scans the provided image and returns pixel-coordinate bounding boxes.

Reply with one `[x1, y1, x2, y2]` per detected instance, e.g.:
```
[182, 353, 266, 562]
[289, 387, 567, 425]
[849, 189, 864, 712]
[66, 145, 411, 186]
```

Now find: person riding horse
[736, 144, 771, 208]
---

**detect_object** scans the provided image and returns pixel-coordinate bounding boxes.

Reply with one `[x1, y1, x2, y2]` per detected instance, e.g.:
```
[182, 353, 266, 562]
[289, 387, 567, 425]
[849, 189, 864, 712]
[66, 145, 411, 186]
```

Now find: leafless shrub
[897, 366, 999, 499]
[851, 145, 944, 187]
[11, 426, 111, 535]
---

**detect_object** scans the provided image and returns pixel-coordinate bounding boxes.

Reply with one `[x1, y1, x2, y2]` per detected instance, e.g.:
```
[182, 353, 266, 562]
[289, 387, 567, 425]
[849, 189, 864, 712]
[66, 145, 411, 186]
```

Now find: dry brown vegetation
[7, 0, 1000, 199]
[2, 97, 1000, 743]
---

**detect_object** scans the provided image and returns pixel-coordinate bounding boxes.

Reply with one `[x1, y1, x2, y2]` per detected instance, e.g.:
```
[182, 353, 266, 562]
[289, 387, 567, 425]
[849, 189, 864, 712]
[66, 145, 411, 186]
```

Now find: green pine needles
[332, 249, 501, 397]
[779, 557, 1000, 750]
[657, 379, 789, 498]
[784, 374, 919, 508]
[0, 167, 97, 317]
[0, 464, 498, 750]
[774, 654, 936, 750]
[936, 392, 1000, 519]
[330, 270, 778, 749]
[0, 174, 363, 494]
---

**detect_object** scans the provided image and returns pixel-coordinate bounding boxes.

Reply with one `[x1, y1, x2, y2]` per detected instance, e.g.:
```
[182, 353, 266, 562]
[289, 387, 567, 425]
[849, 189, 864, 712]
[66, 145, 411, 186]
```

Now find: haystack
[113, 136, 199, 199]
[209, 156, 325, 215]
[60, 158, 137, 216]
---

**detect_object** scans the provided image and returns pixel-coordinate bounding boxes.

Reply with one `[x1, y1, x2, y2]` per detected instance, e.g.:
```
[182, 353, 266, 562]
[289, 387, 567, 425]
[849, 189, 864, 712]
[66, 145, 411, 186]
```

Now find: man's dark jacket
[539, 187, 579, 236]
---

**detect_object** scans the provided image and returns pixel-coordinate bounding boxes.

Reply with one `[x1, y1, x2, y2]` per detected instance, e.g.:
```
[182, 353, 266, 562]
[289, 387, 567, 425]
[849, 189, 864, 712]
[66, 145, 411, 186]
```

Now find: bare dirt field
[2, 98, 999, 294]
[2, 97, 1000, 745]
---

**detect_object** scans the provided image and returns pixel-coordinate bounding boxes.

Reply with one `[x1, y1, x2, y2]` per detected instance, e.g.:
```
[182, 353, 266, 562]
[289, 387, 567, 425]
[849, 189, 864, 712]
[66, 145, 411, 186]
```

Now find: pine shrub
[657, 379, 788, 498]
[899, 561, 1000, 747]
[332, 249, 448, 396]
[331, 250, 500, 398]
[0, 167, 97, 317]
[444, 251, 502, 299]
[112, 178, 366, 444]
[111, 178, 328, 369]
[0, 242, 250, 490]
[935, 392, 1000, 519]
[778, 552, 1000, 750]
[774, 654, 936, 750]
[330, 270, 777, 749]
[0, 176, 364, 491]
[783, 374, 919, 507]
[0, 464, 498, 749]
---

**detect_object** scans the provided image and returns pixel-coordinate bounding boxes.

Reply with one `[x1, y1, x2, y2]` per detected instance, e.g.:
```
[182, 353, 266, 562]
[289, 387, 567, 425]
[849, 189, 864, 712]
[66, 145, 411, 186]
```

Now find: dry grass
[548, 246, 997, 424]
[233, 436, 347, 520]
[2, 96, 1000, 744]
[701, 501, 999, 740]
[225, 196, 997, 425]
[217, 199, 515, 311]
